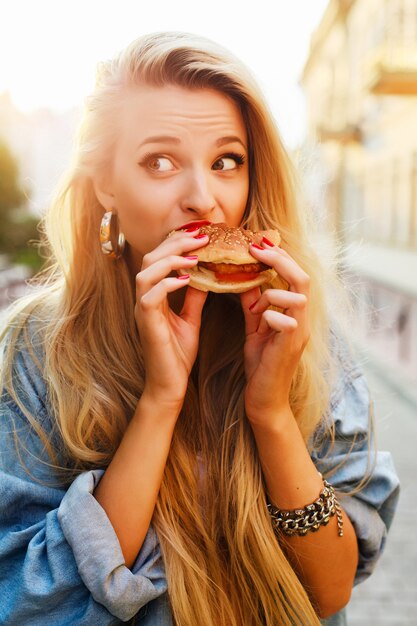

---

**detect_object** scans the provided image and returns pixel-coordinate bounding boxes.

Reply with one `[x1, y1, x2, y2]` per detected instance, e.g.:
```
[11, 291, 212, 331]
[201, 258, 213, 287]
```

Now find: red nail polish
[194, 233, 208, 240]
[262, 236, 275, 247]
[251, 243, 264, 250]
[184, 226, 200, 232]
[184, 255, 198, 260]
[175, 220, 212, 231]
[177, 274, 190, 280]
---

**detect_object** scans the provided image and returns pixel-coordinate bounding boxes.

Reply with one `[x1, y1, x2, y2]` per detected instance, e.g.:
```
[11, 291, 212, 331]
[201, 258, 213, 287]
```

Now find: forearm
[94, 393, 179, 569]
[250, 407, 358, 618]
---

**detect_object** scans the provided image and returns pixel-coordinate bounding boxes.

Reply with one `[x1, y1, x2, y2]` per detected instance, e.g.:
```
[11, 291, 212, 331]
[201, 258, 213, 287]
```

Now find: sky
[0, 0, 329, 149]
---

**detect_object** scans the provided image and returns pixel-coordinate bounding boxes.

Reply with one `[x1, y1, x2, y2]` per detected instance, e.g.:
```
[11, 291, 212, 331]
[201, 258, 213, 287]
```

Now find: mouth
[174, 220, 212, 231]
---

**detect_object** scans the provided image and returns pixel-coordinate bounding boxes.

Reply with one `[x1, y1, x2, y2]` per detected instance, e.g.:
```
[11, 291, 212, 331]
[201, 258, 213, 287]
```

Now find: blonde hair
[1, 32, 354, 625]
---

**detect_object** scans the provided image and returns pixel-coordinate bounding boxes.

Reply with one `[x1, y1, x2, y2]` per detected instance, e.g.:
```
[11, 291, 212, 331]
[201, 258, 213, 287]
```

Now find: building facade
[0, 91, 80, 217]
[301, 0, 417, 384]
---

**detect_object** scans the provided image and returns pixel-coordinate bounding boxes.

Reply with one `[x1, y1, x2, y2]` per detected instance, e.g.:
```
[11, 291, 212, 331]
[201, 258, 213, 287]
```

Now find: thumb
[180, 286, 209, 327]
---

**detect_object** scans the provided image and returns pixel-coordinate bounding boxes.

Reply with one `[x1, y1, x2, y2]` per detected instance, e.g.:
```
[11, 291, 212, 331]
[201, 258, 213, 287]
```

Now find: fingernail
[251, 243, 264, 250]
[262, 236, 275, 247]
[177, 274, 190, 280]
[175, 220, 212, 231]
[184, 255, 198, 260]
[194, 233, 208, 240]
[249, 299, 259, 311]
[185, 226, 200, 232]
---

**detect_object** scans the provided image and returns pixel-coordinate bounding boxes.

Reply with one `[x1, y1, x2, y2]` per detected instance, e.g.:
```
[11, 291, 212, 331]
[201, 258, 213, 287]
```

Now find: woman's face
[97, 84, 250, 268]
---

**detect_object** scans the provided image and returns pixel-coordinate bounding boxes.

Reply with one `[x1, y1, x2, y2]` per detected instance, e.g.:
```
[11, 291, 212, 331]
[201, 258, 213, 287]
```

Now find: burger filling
[199, 261, 269, 282]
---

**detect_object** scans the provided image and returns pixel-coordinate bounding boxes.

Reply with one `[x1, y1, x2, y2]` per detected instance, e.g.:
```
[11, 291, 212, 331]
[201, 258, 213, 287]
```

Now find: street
[346, 361, 417, 625]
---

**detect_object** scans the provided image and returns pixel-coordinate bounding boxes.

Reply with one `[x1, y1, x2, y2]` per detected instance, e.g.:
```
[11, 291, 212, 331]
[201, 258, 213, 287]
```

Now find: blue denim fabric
[0, 323, 399, 625]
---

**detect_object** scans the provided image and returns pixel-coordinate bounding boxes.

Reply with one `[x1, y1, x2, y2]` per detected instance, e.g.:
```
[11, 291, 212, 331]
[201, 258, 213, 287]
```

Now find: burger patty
[199, 261, 270, 274]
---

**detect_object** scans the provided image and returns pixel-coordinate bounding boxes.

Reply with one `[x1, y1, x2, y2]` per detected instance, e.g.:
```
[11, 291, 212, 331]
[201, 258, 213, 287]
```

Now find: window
[410, 152, 417, 248]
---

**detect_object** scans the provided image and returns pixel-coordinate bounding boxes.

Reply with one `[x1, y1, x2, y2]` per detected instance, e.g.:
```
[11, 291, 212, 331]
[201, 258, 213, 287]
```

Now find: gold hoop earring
[99, 210, 125, 259]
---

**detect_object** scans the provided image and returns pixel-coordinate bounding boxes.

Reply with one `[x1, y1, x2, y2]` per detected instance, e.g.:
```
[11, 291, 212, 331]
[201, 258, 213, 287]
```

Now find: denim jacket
[0, 321, 400, 625]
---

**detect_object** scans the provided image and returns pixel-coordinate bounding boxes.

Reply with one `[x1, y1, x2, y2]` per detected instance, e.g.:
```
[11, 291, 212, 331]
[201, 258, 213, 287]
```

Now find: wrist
[246, 402, 294, 432]
[136, 389, 184, 425]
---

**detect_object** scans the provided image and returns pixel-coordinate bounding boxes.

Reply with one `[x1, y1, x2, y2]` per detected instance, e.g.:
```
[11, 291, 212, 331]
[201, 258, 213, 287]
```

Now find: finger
[136, 255, 199, 299]
[251, 288, 309, 340]
[249, 243, 310, 295]
[142, 231, 209, 270]
[248, 289, 308, 319]
[257, 309, 298, 337]
[138, 275, 192, 316]
[181, 286, 209, 327]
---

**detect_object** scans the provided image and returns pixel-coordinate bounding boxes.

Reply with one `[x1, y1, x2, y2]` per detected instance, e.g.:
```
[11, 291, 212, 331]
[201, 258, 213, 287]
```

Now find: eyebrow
[138, 135, 247, 150]
[215, 136, 247, 150]
[139, 135, 181, 147]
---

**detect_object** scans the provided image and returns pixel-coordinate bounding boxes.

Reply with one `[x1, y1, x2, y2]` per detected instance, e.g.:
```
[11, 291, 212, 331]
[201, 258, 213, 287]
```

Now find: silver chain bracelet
[267, 473, 344, 537]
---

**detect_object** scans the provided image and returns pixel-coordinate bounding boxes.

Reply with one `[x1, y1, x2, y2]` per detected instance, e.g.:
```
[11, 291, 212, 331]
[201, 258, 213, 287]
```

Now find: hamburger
[173, 222, 281, 293]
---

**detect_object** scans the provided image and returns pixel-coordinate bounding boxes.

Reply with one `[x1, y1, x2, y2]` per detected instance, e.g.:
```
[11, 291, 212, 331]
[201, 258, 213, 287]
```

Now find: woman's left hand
[240, 239, 311, 427]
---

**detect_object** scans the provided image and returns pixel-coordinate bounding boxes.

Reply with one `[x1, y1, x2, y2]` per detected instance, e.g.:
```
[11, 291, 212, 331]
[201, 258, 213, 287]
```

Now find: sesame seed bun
[171, 222, 281, 293]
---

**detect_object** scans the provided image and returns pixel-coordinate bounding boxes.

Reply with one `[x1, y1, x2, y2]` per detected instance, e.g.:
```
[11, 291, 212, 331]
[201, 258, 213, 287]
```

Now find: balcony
[365, 44, 417, 95]
[317, 123, 362, 145]
[315, 94, 362, 145]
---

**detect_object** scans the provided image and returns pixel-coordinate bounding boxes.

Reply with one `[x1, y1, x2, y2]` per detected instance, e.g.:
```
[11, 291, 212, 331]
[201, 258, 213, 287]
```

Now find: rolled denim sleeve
[311, 346, 400, 586]
[0, 334, 167, 624]
[58, 469, 166, 620]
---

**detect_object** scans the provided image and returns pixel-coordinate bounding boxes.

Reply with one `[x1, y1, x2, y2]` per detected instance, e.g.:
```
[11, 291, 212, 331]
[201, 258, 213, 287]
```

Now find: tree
[0, 139, 43, 272]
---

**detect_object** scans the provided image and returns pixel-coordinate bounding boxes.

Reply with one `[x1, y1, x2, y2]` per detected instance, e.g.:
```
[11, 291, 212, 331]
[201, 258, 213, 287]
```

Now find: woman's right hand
[134, 226, 209, 413]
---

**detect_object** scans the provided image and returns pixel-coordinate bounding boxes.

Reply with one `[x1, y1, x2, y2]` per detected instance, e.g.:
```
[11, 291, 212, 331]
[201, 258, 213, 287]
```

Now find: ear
[93, 175, 115, 211]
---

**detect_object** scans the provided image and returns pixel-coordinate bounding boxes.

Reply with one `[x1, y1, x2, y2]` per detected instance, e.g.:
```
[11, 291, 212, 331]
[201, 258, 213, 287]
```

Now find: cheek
[224, 176, 250, 221]
[113, 172, 176, 251]
[113, 159, 178, 211]
[241, 176, 250, 206]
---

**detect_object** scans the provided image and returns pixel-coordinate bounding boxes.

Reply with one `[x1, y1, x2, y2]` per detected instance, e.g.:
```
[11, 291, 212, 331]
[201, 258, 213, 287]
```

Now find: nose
[180, 168, 217, 218]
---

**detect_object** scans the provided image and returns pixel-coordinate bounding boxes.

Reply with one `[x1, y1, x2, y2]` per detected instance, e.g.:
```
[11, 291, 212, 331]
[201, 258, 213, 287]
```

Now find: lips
[175, 220, 212, 231]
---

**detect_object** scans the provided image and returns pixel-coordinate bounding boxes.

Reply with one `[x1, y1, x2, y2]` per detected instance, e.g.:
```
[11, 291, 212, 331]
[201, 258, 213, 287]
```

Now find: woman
[0, 32, 399, 625]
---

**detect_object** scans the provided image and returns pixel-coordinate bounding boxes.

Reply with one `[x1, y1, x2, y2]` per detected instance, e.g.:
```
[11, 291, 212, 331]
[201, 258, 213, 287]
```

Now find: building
[0, 91, 80, 217]
[0, 93, 81, 304]
[301, 0, 417, 384]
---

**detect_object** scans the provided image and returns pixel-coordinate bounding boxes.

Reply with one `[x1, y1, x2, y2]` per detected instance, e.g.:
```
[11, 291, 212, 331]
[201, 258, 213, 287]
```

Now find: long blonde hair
[1, 32, 351, 625]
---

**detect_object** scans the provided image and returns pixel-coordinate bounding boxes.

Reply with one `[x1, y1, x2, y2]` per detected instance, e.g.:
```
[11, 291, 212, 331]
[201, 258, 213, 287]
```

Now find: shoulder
[0, 307, 56, 469]
[327, 325, 370, 429]
[0, 309, 63, 482]
[1, 310, 49, 419]
[310, 325, 371, 456]
[328, 325, 363, 401]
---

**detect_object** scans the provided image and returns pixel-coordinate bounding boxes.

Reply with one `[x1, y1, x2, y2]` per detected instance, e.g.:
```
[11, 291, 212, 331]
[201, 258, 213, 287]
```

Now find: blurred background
[0, 0, 416, 623]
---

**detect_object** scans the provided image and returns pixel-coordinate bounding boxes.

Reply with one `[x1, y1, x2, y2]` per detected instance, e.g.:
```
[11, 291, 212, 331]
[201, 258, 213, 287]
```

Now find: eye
[141, 154, 175, 172]
[212, 153, 246, 171]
